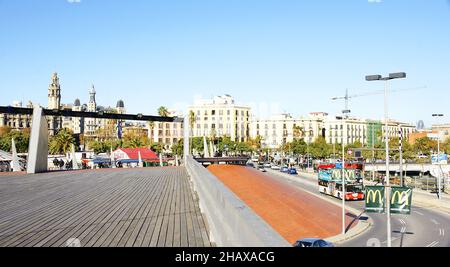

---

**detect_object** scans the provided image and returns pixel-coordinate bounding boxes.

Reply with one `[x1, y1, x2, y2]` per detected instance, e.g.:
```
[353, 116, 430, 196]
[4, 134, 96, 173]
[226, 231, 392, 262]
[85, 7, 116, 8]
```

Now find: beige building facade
[188, 95, 251, 142]
[250, 112, 416, 149]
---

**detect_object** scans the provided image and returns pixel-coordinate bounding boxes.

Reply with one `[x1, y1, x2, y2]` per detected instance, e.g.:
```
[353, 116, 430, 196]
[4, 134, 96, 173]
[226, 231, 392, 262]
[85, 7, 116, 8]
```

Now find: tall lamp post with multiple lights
[341, 109, 351, 235]
[366, 72, 407, 248]
[432, 113, 444, 200]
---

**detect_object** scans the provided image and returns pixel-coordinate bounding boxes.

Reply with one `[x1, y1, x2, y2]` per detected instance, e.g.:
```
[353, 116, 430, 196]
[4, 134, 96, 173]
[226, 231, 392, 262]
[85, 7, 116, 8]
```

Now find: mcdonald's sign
[390, 187, 413, 215]
[365, 186, 385, 213]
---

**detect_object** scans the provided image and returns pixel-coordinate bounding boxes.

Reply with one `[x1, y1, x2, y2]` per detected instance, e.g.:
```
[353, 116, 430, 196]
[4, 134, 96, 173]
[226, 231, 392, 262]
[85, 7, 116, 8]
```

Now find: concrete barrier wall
[185, 156, 290, 247]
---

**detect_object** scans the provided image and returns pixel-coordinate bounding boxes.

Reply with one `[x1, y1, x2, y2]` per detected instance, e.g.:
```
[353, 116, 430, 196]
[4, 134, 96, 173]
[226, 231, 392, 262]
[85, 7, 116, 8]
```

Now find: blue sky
[0, 0, 449, 127]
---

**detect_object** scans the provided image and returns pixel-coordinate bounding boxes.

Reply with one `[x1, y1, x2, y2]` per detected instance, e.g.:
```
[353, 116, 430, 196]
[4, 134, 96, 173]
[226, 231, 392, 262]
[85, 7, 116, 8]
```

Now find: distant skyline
[1, 0, 449, 127]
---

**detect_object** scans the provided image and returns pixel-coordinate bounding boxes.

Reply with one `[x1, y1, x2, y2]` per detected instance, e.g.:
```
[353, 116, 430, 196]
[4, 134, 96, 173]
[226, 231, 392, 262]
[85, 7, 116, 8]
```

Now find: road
[264, 169, 450, 247]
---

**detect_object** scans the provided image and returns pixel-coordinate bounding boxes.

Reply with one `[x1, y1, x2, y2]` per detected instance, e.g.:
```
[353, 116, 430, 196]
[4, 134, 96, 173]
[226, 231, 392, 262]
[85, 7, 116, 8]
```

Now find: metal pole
[438, 132, 441, 199]
[400, 127, 403, 187]
[342, 119, 346, 235]
[385, 79, 392, 247]
[372, 124, 375, 182]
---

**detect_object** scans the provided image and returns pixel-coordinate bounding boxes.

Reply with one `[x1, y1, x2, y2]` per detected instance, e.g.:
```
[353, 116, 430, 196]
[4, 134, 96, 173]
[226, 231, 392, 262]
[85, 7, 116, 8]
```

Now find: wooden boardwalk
[0, 167, 211, 247]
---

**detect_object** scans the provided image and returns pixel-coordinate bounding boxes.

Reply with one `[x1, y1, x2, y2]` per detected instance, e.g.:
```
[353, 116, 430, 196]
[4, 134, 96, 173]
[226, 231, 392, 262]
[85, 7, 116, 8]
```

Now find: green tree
[309, 136, 331, 159]
[49, 128, 76, 155]
[235, 142, 253, 154]
[443, 137, 450, 155]
[284, 138, 307, 156]
[0, 130, 30, 153]
[0, 126, 12, 137]
[171, 139, 184, 157]
[150, 142, 164, 154]
[413, 137, 437, 156]
[217, 136, 235, 155]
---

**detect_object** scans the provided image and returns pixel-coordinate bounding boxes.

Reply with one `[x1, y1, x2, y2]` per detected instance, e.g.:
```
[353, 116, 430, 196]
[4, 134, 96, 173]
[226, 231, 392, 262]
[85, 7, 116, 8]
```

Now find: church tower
[47, 72, 62, 135]
[88, 84, 97, 112]
[85, 84, 98, 137]
[48, 72, 61, 110]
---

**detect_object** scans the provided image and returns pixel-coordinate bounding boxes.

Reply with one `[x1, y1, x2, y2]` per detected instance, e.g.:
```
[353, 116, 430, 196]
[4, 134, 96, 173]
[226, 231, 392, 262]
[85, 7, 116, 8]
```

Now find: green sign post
[365, 186, 385, 213]
[390, 187, 413, 215]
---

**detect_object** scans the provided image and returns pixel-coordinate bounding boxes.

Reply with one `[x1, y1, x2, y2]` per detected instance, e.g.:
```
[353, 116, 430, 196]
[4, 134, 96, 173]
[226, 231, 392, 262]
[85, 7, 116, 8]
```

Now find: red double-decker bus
[317, 163, 365, 201]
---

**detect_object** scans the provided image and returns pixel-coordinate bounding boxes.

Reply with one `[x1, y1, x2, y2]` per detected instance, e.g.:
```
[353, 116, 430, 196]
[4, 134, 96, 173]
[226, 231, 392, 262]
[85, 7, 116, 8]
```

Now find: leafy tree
[247, 136, 262, 152]
[88, 139, 121, 154]
[171, 139, 184, 157]
[0, 130, 30, 153]
[150, 142, 164, 154]
[443, 137, 450, 155]
[413, 137, 437, 156]
[49, 128, 75, 155]
[309, 136, 331, 159]
[284, 138, 307, 156]
[123, 135, 151, 149]
[0, 126, 12, 137]
[216, 136, 235, 155]
[235, 142, 253, 154]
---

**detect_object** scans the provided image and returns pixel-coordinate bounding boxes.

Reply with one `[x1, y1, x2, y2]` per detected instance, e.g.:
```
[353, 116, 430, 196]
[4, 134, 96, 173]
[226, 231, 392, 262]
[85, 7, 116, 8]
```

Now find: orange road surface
[208, 165, 356, 244]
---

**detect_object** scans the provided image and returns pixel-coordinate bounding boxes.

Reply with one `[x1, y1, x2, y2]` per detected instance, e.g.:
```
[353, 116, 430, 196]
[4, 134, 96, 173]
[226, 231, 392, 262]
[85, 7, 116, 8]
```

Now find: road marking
[414, 211, 424, 216]
[426, 241, 439, 247]
[401, 227, 406, 233]
[398, 219, 407, 225]
[431, 219, 440, 225]
[439, 229, 445, 236]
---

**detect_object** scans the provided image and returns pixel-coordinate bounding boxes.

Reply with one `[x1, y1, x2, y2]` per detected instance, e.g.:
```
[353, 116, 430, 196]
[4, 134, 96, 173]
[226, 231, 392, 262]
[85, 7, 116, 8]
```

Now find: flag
[117, 121, 123, 139]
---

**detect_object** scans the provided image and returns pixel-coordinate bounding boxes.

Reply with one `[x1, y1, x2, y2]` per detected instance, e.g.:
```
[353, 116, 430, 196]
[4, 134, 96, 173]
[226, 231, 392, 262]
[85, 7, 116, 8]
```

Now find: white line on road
[414, 211, 424, 216]
[439, 229, 445, 236]
[426, 241, 439, 247]
[401, 227, 406, 233]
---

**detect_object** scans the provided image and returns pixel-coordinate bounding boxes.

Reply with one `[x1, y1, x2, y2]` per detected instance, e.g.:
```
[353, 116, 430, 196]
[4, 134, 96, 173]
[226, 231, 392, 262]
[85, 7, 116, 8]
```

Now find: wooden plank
[0, 167, 211, 247]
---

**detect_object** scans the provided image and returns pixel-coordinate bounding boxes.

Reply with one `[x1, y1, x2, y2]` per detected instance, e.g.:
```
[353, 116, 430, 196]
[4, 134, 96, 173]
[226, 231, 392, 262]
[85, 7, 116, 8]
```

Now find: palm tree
[49, 128, 75, 155]
[157, 106, 170, 117]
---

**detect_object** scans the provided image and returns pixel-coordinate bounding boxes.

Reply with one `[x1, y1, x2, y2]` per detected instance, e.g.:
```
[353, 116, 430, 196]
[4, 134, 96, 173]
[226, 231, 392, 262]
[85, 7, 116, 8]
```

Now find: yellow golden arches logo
[391, 190, 411, 205]
[366, 189, 383, 204]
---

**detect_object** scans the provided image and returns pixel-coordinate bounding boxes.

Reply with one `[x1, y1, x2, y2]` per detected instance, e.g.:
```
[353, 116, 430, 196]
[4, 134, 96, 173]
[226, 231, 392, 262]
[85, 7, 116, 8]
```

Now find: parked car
[280, 166, 289, 173]
[271, 165, 281, 170]
[264, 162, 272, 168]
[293, 238, 334, 247]
[288, 168, 298, 175]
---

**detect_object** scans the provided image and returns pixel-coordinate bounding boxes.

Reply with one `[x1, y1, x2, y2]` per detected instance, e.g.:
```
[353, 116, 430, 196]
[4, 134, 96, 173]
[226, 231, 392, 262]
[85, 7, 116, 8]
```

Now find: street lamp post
[342, 110, 351, 235]
[432, 114, 444, 200]
[366, 72, 407, 248]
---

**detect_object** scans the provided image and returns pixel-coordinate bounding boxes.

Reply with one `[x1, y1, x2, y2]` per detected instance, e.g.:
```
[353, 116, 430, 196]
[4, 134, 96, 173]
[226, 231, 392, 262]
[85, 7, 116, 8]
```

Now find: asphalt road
[264, 169, 450, 247]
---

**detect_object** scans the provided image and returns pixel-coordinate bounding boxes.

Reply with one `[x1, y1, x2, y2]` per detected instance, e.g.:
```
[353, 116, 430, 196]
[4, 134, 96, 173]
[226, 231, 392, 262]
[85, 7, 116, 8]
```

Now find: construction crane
[331, 86, 427, 118]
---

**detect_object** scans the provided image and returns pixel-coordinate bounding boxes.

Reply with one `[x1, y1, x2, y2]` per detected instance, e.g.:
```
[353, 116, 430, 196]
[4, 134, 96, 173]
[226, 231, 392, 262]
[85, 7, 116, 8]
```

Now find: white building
[188, 95, 251, 142]
[251, 112, 416, 149]
[250, 113, 324, 149]
[148, 110, 184, 149]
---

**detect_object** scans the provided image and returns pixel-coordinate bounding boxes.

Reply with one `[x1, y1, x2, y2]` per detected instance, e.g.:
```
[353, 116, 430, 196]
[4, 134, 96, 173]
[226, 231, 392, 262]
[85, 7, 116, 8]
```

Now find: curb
[266, 169, 372, 244]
